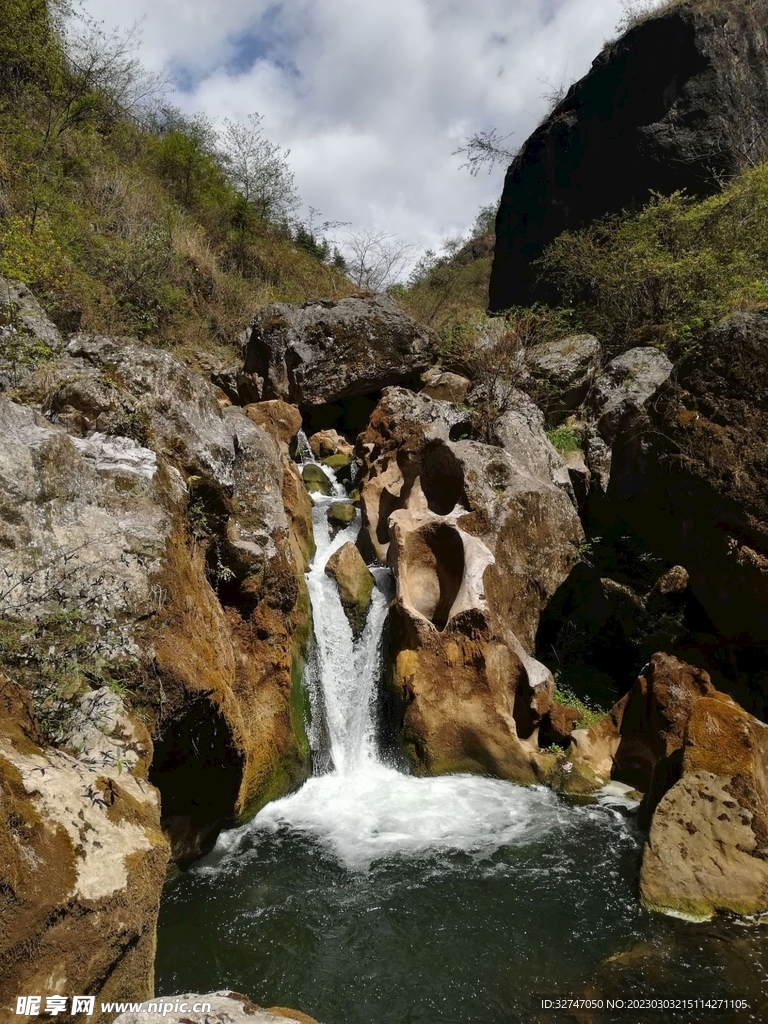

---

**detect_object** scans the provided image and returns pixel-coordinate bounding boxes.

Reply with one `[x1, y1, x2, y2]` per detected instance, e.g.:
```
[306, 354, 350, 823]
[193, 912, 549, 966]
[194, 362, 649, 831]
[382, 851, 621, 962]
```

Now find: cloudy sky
[79, 0, 630, 257]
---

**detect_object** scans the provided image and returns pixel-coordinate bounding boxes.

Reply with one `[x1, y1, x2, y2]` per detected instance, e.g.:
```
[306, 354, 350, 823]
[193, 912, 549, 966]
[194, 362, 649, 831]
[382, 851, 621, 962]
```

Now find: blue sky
[80, 0, 632, 259]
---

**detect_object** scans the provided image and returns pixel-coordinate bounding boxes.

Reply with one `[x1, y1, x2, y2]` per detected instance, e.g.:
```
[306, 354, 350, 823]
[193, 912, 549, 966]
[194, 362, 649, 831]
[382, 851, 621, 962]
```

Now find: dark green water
[155, 792, 768, 1024]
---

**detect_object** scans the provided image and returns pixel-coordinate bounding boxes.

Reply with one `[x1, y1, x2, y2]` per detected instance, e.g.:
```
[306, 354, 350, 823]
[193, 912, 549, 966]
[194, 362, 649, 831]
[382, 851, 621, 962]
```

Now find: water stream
[156, 451, 768, 1023]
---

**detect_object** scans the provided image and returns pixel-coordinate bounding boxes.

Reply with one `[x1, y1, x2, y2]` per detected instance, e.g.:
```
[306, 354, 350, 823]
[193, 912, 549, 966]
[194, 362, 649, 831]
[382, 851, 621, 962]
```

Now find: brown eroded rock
[358, 387, 583, 782]
[309, 428, 354, 459]
[570, 653, 715, 792]
[244, 400, 302, 446]
[639, 694, 768, 920]
[0, 677, 168, 1020]
[325, 541, 374, 638]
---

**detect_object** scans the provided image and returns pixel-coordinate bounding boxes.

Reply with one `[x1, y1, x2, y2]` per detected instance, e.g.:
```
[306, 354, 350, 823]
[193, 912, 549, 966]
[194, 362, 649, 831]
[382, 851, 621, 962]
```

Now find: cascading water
[206, 436, 584, 871]
[156, 442, 768, 1024]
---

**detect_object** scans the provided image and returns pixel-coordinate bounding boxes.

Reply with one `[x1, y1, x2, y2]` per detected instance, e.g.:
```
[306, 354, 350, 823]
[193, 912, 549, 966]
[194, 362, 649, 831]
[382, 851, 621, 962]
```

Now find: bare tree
[342, 228, 415, 291]
[218, 114, 300, 222]
[453, 128, 516, 177]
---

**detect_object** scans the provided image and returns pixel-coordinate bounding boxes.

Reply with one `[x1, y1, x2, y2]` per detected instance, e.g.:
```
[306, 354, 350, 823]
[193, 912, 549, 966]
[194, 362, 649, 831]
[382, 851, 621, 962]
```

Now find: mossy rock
[325, 542, 374, 638]
[321, 452, 353, 485]
[302, 462, 331, 495]
[327, 501, 356, 535]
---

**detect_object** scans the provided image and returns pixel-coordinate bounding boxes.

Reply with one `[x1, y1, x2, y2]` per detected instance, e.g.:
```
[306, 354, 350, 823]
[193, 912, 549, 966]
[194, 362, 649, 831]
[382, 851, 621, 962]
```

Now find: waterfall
[202, 444, 586, 873]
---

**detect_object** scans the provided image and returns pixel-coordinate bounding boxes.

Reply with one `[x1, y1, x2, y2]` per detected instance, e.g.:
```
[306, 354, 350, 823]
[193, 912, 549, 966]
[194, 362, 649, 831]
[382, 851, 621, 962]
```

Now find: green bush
[553, 681, 607, 729]
[547, 421, 582, 454]
[538, 164, 768, 357]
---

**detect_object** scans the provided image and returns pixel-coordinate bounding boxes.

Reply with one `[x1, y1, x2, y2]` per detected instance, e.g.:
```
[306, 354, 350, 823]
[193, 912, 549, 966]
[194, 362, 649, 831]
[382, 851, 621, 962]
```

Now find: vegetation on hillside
[538, 165, 768, 357]
[0, 0, 352, 367]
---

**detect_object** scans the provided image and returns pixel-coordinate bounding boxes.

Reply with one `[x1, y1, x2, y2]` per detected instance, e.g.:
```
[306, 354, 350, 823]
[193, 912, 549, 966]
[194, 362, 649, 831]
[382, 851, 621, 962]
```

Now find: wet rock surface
[357, 386, 583, 782]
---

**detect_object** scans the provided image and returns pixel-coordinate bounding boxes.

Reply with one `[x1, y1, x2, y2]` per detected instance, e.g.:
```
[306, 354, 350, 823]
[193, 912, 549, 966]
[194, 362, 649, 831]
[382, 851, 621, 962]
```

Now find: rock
[2, 331, 314, 864]
[608, 311, 768, 643]
[321, 451, 354, 485]
[244, 295, 437, 409]
[325, 541, 375, 638]
[639, 694, 768, 920]
[645, 565, 690, 615]
[420, 369, 471, 404]
[302, 462, 331, 495]
[244, 400, 302, 446]
[490, 1, 768, 309]
[540, 700, 580, 747]
[585, 347, 673, 445]
[525, 334, 602, 417]
[327, 500, 356, 533]
[309, 428, 354, 459]
[561, 448, 591, 512]
[0, 396, 181, 625]
[0, 676, 168, 1013]
[357, 387, 583, 783]
[581, 346, 672, 500]
[0, 276, 62, 394]
[570, 653, 715, 791]
[112, 992, 318, 1024]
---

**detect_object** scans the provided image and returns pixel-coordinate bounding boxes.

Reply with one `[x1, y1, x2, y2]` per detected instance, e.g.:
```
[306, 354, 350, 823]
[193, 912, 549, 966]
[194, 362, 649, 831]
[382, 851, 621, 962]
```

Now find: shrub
[547, 421, 582, 454]
[553, 681, 607, 729]
[538, 164, 768, 357]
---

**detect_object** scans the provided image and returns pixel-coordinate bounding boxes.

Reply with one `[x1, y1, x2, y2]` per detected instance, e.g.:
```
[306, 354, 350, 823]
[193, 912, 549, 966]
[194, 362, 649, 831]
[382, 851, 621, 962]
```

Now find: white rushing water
[202, 442, 617, 873]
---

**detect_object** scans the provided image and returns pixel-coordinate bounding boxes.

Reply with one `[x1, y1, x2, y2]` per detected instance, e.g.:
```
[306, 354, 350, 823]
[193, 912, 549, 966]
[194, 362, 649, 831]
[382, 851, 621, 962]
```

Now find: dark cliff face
[489, 1, 768, 311]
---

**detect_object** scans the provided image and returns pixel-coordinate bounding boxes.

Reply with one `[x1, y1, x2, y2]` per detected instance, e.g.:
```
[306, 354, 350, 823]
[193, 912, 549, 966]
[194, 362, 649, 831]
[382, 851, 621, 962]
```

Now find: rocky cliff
[489, 0, 768, 310]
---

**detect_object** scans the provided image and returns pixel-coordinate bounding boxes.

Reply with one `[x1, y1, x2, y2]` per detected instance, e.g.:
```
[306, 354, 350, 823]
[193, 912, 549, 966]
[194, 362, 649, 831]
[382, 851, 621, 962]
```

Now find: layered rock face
[20, 336, 315, 863]
[243, 296, 437, 423]
[357, 386, 582, 781]
[490, 0, 768, 310]
[0, 319, 316, 1000]
[609, 311, 768, 644]
[0, 679, 168, 1020]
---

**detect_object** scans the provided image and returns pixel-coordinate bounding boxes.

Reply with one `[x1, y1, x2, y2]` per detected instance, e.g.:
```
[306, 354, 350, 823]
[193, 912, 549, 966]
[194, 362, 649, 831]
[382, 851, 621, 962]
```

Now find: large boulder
[570, 653, 715, 791]
[490, 0, 768, 310]
[357, 387, 583, 782]
[639, 693, 768, 920]
[244, 295, 437, 410]
[608, 311, 768, 644]
[0, 678, 168, 1018]
[581, 346, 672, 498]
[524, 334, 601, 418]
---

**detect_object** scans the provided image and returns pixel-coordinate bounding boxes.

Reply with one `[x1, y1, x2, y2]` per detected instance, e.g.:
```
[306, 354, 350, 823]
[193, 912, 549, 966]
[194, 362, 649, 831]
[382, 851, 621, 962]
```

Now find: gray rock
[525, 334, 602, 415]
[245, 295, 437, 408]
[585, 346, 672, 444]
[0, 277, 61, 391]
[0, 397, 182, 626]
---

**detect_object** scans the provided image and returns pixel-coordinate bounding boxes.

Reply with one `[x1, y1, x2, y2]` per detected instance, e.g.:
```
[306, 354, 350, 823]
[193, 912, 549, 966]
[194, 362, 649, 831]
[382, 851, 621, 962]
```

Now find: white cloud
[79, 0, 626, 260]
